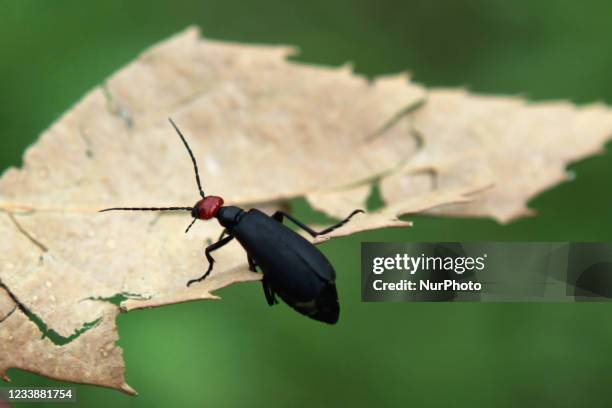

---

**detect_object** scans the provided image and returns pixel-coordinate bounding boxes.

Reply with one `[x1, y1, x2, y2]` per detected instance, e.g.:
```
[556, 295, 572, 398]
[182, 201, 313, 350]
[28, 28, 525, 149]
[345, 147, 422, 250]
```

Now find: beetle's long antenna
[184, 218, 197, 234]
[168, 118, 205, 198]
[99, 207, 192, 213]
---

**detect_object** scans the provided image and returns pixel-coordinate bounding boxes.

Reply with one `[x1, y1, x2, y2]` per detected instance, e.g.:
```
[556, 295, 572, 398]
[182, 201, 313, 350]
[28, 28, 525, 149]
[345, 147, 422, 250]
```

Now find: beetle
[100, 119, 363, 324]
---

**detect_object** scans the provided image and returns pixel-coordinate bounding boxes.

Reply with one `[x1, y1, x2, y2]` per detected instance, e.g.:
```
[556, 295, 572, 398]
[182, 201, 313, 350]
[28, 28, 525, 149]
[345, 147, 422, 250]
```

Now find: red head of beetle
[192, 196, 224, 220]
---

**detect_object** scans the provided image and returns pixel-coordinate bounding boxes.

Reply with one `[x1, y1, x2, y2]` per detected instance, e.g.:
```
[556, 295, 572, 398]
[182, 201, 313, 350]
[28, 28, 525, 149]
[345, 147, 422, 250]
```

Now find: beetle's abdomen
[230, 209, 340, 324]
[275, 281, 339, 324]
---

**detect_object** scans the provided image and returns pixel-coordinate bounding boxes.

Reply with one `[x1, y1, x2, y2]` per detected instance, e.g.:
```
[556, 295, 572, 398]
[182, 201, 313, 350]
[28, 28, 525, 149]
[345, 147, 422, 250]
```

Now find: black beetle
[101, 119, 362, 324]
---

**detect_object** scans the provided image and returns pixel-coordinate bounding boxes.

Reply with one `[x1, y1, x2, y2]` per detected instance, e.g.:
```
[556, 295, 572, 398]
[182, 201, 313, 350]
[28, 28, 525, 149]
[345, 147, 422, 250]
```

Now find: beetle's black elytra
[100, 119, 363, 324]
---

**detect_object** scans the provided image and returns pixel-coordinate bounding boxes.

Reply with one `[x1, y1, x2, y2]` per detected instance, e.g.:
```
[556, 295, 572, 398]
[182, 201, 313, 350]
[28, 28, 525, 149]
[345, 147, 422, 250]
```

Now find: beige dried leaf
[384, 90, 612, 223]
[0, 287, 133, 394]
[0, 27, 432, 393]
[307, 184, 482, 243]
[308, 90, 612, 223]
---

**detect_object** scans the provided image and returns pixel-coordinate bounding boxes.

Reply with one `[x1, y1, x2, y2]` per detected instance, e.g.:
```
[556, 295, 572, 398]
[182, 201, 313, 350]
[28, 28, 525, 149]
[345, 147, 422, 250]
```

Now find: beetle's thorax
[216, 206, 245, 228]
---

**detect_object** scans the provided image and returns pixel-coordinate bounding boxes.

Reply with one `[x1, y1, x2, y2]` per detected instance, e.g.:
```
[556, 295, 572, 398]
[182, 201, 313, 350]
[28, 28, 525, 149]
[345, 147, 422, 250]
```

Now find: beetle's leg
[206, 228, 228, 246]
[218, 229, 228, 241]
[247, 256, 257, 272]
[261, 277, 278, 306]
[272, 209, 364, 237]
[248, 256, 278, 306]
[186, 234, 234, 286]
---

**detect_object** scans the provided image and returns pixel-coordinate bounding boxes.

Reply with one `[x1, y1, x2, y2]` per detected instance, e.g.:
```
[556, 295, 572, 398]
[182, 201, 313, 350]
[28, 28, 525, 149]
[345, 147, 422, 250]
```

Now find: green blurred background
[2, 1, 612, 406]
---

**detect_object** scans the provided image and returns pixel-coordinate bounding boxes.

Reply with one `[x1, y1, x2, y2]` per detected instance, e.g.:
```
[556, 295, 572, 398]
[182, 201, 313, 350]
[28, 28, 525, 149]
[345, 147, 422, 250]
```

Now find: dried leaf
[385, 90, 612, 223]
[0, 287, 133, 394]
[308, 184, 481, 243]
[0, 27, 430, 393]
[309, 90, 612, 223]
